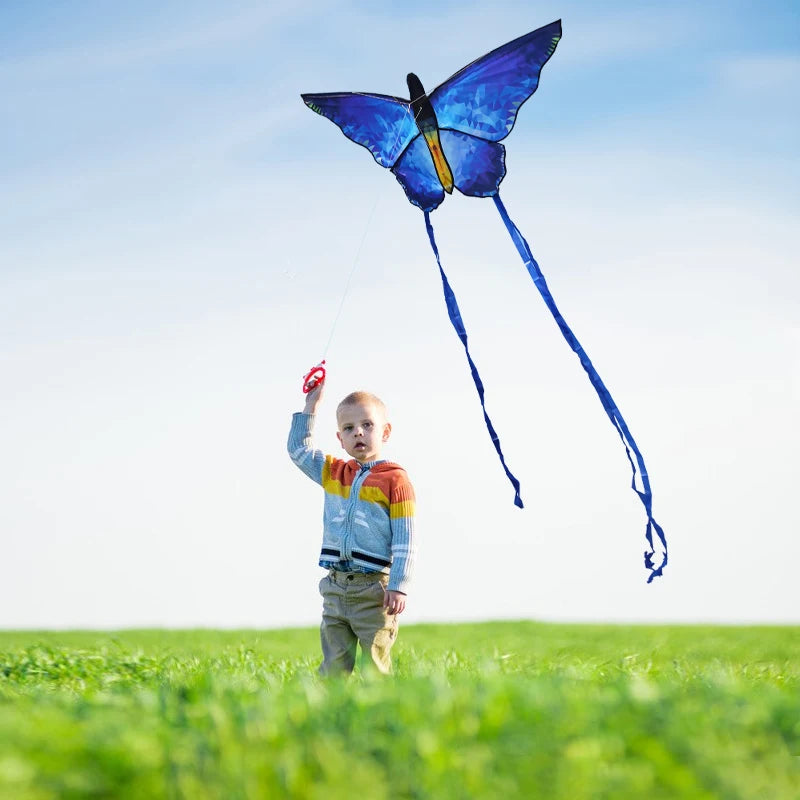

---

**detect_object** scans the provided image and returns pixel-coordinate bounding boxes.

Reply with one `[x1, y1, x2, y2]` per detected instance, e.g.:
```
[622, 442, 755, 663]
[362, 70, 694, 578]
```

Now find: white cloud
[0, 3, 311, 80]
[717, 53, 800, 92]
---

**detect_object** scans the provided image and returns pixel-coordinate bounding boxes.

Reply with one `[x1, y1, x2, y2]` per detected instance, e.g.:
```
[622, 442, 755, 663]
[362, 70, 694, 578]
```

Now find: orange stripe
[362, 472, 396, 497]
[423, 130, 454, 193]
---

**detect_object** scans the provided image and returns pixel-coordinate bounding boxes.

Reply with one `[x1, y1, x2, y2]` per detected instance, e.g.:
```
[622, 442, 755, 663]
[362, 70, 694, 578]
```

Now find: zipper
[341, 463, 371, 560]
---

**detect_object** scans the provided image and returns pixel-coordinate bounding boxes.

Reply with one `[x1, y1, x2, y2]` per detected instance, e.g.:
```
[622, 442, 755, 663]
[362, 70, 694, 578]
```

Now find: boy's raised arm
[303, 381, 324, 416]
[288, 382, 327, 484]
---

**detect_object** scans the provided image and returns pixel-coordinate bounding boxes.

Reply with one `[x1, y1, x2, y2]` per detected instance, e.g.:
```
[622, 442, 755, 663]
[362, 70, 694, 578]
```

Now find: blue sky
[1, 1, 798, 628]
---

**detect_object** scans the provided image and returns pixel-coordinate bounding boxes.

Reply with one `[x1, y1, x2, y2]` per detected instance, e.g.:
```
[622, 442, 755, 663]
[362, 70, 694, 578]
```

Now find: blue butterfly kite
[302, 19, 668, 582]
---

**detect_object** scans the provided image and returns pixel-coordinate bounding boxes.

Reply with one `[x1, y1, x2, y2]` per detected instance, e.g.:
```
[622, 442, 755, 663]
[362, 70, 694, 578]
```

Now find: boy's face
[336, 401, 391, 463]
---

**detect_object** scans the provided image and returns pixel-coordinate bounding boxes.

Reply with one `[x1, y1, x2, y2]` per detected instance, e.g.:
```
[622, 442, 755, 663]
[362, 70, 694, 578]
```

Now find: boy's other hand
[384, 590, 406, 615]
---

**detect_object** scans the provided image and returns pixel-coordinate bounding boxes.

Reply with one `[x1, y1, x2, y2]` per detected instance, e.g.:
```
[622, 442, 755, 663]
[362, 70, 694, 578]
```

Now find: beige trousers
[318, 569, 398, 676]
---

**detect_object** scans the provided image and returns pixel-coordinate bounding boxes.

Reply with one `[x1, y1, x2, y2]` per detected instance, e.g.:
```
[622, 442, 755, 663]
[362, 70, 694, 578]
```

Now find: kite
[301, 19, 668, 581]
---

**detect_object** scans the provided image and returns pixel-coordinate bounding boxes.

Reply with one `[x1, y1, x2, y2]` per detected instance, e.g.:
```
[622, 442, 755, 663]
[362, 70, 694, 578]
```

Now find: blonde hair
[336, 391, 387, 420]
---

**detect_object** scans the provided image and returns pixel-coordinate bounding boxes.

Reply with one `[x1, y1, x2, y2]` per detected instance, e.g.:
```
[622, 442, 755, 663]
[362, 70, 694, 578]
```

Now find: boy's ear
[382, 422, 392, 442]
[336, 431, 344, 448]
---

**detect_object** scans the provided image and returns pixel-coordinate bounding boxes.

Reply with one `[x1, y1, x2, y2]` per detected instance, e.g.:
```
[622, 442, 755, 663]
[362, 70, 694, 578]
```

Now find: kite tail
[493, 194, 667, 581]
[424, 211, 523, 508]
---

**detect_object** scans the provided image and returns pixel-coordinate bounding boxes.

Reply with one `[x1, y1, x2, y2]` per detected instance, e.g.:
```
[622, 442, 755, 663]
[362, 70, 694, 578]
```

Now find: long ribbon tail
[493, 194, 667, 581]
[424, 211, 523, 508]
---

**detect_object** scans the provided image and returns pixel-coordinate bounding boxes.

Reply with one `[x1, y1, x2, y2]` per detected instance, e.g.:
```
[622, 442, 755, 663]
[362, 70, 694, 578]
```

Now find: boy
[287, 381, 416, 675]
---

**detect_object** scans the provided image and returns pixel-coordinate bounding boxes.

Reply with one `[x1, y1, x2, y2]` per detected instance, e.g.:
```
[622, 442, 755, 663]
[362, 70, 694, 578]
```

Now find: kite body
[301, 20, 669, 581]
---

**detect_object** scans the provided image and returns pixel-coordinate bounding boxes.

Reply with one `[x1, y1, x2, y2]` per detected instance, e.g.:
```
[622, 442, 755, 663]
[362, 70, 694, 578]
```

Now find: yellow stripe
[390, 500, 415, 519]
[359, 485, 389, 509]
[322, 460, 350, 499]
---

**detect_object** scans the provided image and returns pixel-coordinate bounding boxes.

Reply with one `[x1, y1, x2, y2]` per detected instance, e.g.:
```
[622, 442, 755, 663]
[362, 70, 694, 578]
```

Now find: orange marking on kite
[423, 130, 454, 193]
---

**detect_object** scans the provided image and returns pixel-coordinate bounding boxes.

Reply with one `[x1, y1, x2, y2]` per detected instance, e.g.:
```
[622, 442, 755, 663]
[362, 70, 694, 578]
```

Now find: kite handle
[302, 360, 326, 394]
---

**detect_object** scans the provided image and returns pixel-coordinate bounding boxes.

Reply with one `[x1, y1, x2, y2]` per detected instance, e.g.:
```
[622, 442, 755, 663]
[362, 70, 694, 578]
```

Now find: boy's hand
[384, 590, 406, 615]
[303, 381, 324, 415]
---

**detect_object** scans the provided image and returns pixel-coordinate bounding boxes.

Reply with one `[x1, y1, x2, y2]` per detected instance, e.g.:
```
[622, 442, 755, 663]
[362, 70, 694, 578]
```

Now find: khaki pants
[318, 569, 398, 676]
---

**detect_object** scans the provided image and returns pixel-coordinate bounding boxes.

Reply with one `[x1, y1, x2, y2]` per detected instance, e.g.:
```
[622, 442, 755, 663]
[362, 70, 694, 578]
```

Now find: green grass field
[1, 622, 798, 799]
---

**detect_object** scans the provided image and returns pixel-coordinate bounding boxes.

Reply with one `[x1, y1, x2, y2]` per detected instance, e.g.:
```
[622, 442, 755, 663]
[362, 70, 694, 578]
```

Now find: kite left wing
[301, 91, 418, 168]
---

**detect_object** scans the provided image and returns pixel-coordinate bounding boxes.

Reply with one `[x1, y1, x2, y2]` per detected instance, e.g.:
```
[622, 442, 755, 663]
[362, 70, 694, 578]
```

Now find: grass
[0, 622, 798, 799]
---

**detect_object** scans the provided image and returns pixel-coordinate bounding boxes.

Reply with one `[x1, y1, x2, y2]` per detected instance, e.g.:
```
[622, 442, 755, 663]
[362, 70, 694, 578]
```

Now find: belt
[327, 568, 386, 585]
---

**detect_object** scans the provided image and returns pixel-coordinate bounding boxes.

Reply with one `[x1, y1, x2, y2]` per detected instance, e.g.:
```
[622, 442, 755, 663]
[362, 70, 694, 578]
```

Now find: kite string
[320, 105, 420, 360]
[320, 191, 380, 359]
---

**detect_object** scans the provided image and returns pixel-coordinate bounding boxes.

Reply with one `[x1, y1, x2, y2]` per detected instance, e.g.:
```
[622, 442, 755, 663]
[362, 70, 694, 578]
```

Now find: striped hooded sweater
[288, 413, 416, 594]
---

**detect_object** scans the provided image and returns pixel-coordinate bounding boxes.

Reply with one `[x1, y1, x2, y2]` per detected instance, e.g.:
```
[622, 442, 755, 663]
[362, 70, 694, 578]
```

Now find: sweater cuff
[388, 577, 410, 594]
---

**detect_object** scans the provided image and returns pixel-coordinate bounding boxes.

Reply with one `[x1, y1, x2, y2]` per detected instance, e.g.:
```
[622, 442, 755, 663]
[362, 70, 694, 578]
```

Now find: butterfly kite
[302, 19, 668, 581]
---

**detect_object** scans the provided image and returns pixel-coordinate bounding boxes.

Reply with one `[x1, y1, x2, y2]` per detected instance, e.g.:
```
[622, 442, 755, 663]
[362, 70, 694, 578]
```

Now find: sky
[1, 0, 798, 629]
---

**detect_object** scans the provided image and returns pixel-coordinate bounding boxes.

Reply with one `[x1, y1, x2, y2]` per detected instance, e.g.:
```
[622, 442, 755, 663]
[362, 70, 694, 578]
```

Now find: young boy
[287, 381, 416, 675]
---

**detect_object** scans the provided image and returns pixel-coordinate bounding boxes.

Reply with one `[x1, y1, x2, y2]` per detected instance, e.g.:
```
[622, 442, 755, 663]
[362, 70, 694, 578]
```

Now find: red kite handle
[302, 360, 326, 394]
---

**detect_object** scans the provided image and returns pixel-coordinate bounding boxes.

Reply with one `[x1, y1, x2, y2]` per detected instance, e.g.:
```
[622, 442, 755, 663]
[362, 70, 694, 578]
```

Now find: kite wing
[430, 20, 562, 141]
[440, 130, 506, 198]
[301, 92, 418, 168]
[392, 135, 447, 211]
